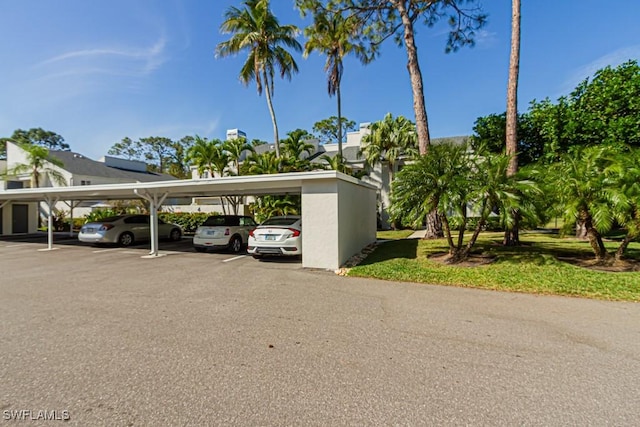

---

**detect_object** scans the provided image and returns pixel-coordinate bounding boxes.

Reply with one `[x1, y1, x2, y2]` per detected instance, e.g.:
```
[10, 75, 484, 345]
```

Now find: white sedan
[247, 216, 302, 259]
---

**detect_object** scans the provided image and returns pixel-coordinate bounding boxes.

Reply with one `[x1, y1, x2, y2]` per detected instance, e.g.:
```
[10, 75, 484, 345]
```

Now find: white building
[226, 128, 246, 141]
[0, 141, 177, 234]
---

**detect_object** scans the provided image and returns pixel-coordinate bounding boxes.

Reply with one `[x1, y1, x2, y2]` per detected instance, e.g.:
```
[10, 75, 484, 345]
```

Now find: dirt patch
[429, 252, 640, 272]
[557, 256, 640, 272]
[428, 252, 496, 267]
[335, 242, 379, 275]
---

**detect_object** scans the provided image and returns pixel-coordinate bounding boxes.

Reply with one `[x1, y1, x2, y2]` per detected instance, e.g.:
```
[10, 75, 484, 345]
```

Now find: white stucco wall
[337, 179, 377, 263]
[301, 177, 376, 270]
[6, 141, 29, 169]
[302, 180, 339, 269]
[0, 201, 39, 235]
[361, 162, 391, 229]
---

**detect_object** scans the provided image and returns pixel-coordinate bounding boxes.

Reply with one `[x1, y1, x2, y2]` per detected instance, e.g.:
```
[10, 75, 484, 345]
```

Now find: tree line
[391, 60, 640, 263]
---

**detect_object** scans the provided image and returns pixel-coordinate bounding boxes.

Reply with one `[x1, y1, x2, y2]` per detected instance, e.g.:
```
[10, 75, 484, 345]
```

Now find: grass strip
[347, 232, 640, 301]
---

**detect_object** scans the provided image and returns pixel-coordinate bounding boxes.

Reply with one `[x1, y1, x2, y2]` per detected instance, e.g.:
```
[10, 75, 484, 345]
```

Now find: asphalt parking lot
[1, 235, 639, 426]
[0, 234, 302, 269]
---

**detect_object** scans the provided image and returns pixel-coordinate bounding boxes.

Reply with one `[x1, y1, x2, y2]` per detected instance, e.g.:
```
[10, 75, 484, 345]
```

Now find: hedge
[158, 212, 213, 234]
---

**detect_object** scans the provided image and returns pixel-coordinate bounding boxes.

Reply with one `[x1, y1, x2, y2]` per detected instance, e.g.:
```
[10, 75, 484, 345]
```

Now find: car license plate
[206, 230, 216, 236]
[265, 235, 276, 241]
[85, 228, 95, 233]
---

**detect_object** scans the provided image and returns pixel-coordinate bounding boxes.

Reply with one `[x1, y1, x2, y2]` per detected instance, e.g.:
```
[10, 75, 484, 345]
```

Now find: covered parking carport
[0, 171, 377, 270]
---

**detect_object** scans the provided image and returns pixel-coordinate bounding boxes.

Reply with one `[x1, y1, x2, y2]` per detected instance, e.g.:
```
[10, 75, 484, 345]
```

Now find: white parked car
[247, 215, 302, 259]
[193, 215, 257, 253]
[78, 214, 182, 246]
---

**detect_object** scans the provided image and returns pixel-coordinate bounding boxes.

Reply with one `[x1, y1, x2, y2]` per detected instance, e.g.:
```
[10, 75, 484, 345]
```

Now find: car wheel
[169, 228, 182, 241]
[118, 232, 134, 247]
[195, 247, 206, 253]
[229, 236, 242, 253]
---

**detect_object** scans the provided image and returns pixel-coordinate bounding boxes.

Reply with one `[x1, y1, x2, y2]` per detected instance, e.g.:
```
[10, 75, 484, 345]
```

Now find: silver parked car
[78, 214, 182, 246]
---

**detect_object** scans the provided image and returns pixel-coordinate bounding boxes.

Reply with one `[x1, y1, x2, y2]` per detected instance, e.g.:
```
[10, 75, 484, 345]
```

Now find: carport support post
[0, 200, 11, 235]
[44, 197, 59, 251]
[64, 200, 77, 237]
[134, 190, 168, 256]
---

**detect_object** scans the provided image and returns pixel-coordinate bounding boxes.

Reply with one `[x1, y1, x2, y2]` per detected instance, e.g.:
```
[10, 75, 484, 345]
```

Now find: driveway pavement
[1, 239, 639, 426]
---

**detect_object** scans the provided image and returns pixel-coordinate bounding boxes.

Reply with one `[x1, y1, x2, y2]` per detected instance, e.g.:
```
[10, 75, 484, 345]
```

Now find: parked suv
[193, 215, 257, 253]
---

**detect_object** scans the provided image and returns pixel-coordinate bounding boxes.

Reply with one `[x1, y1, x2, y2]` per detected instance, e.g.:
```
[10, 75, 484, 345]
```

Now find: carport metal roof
[0, 171, 370, 201]
[0, 171, 378, 269]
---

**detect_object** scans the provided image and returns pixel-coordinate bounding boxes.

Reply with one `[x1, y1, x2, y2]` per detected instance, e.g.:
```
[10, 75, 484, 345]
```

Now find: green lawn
[376, 229, 416, 240]
[348, 232, 640, 301]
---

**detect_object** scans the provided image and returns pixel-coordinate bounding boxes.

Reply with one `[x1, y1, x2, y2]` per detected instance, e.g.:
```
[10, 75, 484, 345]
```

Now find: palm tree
[320, 153, 351, 174]
[186, 136, 222, 178]
[3, 143, 67, 230]
[391, 142, 540, 262]
[216, 0, 302, 158]
[506, 0, 521, 175]
[245, 151, 281, 175]
[223, 137, 255, 176]
[607, 149, 640, 260]
[361, 113, 418, 184]
[543, 146, 620, 261]
[4, 144, 66, 188]
[251, 195, 299, 223]
[504, 0, 522, 245]
[210, 145, 231, 178]
[391, 142, 471, 256]
[302, 7, 366, 158]
[187, 136, 238, 213]
[280, 129, 314, 171]
[361, 113, 418, 229]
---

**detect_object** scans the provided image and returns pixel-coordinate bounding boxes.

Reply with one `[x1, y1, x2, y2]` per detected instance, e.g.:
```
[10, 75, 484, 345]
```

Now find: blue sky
[1, 0, 639, 159]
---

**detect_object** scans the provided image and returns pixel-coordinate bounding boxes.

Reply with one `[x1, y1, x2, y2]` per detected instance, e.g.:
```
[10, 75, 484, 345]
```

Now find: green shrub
[81, 210, 213, 234]
[448, 216, 503, 232]
[248, 195, 300, 223]
[83, 209, 119, 224]
[159, 212, 212, 234]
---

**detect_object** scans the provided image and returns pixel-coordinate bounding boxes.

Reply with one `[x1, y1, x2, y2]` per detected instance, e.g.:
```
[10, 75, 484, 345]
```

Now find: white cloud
[36, 36, 168, 77]
[474, 30, 498, 49]
[560, 45, 640, 95]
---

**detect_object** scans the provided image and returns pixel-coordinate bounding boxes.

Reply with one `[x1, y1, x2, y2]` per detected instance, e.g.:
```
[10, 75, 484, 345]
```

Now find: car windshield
[261, 217, 299, 226]
[202, 216, 237, 226]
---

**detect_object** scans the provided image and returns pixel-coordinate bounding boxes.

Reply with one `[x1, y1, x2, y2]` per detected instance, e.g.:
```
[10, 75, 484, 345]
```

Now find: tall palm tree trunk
[32, 171, 40, 188]
[504, 0, 521, 246]
[337, 83, 343, 159]
[263, 70, 280, 159]
[505, 0, 520, 175]
[393, 1, 441, 238]
[394, 1, 431, 154]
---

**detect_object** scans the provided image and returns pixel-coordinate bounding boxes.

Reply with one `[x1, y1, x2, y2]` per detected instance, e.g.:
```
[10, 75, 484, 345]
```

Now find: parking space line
[4, 243, 35, 248]
[223, 255, 246, 263]
[92, 248, 122, 253]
